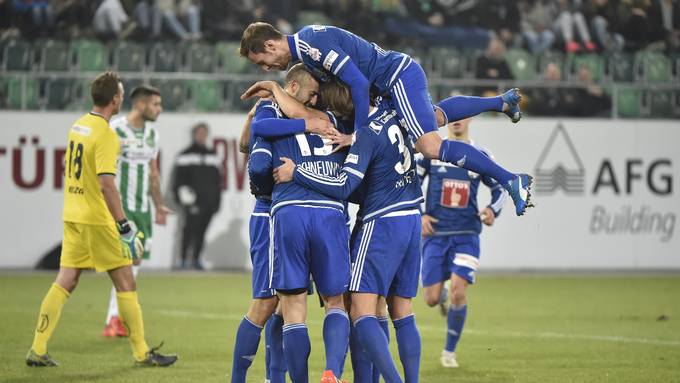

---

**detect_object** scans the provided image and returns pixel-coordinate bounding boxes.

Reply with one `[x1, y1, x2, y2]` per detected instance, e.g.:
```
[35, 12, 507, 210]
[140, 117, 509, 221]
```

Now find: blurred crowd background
[1, 0, 679, 118]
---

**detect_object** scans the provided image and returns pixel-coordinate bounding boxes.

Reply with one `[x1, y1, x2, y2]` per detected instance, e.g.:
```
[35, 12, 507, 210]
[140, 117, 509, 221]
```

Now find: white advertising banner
[0, 113, 678, 269]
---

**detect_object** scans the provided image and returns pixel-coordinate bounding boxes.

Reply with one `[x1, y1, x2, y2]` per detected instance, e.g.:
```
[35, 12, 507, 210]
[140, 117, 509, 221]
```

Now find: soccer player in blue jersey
[417, 117, 506, 369]
[231, 64, 338, 383]
[274, 82, 425, 383]
[247, 64, 353, 383]
[239, 22, 533, 216]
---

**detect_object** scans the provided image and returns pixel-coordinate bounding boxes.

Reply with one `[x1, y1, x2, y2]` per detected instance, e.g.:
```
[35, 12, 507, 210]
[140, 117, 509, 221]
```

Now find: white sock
[105, 265, 140, 324]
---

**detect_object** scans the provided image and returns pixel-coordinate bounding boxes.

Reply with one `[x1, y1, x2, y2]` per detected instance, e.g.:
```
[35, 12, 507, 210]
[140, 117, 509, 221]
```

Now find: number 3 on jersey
[388, 125, 411, 174]
[67, 140, 85, 180]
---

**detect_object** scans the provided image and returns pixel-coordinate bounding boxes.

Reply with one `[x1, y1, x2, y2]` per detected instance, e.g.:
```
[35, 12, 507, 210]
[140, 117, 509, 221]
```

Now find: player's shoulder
[366, 100, 399, 136]
[298, 24, 333, 37]
[256, 99, 282, 117]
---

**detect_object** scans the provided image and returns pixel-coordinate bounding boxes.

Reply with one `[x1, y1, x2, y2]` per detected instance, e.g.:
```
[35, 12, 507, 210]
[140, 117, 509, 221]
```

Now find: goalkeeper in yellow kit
[25, 72, 178, 367]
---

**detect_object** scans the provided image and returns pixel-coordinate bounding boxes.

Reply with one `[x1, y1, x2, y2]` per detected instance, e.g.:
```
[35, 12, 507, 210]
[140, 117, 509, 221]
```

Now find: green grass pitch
[1, 272, 679, 382]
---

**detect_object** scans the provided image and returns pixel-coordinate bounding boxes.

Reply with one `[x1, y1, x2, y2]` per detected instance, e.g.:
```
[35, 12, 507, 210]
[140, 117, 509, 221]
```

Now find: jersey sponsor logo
[71, 125, 92, 136]
[456, 155, 467, 167]
[323, 50, 339, 70]
[441, 179, 470, 208]
[308, 47, 322, 61]
[345, 153, 359, 164]
[312, 25, 326, 32]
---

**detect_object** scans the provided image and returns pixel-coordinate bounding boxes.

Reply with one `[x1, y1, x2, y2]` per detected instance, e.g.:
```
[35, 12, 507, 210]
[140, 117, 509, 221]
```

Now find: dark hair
[240, 22, 284, 57]
[192, 122, 209, 136]
[320, 81, 354, 121]
[285, 63, 316, 86]
[91, 71, 122, 107]
[130, 85, 161, 102]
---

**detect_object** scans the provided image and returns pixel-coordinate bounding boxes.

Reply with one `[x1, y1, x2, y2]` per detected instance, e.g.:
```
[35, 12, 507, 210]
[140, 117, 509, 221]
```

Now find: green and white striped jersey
[110, 116, 160, 213]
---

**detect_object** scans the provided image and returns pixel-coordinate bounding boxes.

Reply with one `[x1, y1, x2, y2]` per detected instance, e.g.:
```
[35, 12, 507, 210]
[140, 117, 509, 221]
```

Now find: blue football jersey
[289, 25, 411, 95]
[248, 100, 279, 214]
[294, 99, 424, 221]
[417, 145, 507, 235]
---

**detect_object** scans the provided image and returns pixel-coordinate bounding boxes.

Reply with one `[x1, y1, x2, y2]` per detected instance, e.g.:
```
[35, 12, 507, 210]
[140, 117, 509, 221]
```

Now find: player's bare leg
[108, 265, 177, 367]
[387, 295, 421, 383]
[320, 294, 350, 383]
[441, 275, 469, 368]
[26, 267, 83, 367]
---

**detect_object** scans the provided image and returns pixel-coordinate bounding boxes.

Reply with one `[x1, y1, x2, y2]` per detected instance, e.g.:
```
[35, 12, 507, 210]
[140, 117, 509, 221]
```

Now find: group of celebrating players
[230, 22, 532, 383]
[24, 20, 533, 383]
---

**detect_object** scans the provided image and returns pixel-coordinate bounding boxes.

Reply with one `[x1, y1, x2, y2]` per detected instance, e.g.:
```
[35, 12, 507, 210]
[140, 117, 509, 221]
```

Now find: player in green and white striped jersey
[102, 85, 173, 338]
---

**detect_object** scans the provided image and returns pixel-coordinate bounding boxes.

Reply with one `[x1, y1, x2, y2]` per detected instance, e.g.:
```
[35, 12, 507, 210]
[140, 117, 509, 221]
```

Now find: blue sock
[264, 316, 274, 381]
[349, 323, 374, 383]
[373, 316, 390, 383]
[436, 95, 503, 125]
[269, 314, 287, 383]
[393, 315, 421, 383]
[283, 323, 310, 383]
[355, 316, 403, 383]
[323, 308, 350, 377]
[439, 139, 515, 185]
[231, 316, 263, 383]
[446, 304, 467, 352]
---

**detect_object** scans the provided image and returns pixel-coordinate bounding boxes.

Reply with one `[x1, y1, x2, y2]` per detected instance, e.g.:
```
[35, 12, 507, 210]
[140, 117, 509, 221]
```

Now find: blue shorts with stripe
[389, 60, 437, 141]
[421, 234, 481, 286]
[350, 210, 422, 298]
[250, 212, 275, 299]
[270, 205, 350, 297]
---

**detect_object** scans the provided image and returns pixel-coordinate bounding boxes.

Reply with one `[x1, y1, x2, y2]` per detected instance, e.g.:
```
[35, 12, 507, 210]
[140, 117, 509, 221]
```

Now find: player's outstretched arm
[239, 103, 257, 154]
[337, 61, 370, 134]
[273, 157, 363, 201]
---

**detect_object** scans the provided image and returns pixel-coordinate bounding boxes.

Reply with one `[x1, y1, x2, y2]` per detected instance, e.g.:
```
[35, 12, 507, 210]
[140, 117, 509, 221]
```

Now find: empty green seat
[226, 80, 257, 112]
[7, 76, 39, 109]
[429, 47, 464, 79]
[46, 78, 76, 110]
[191, 80, 222, 111]
[39, 40, 70, 71]
[505, 49, 536, 80]
[637, 52, 672, 83]
[72, 40, 107, 71]
[151, 43, 181, 72]
[608, 52, 634, 82]
[649, 90, 673, 118]
[569, 54, 604, 82]
[151, 79, 188, 111]
[3, 39, 32, 71]
[616, 88, 646, 118]
[216, 42, 250, 74]
[114, 42, 146, 72]
[187, 44, 216, 73]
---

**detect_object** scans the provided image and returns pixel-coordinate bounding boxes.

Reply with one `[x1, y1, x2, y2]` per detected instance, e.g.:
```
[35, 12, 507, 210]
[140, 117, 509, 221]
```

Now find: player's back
[63, 112, 120, 225]
[295, 25, 410, 95]
[270, 132, 348, 215]
[355, 100, 423, 222]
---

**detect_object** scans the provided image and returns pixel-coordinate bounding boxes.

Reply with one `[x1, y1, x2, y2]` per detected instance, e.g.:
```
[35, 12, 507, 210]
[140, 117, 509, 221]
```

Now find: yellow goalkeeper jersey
[62, 112, 120, 225]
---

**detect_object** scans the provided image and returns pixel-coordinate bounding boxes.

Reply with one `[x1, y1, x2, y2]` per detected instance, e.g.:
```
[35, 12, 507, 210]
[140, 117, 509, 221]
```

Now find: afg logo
[534, 123, 584, 194]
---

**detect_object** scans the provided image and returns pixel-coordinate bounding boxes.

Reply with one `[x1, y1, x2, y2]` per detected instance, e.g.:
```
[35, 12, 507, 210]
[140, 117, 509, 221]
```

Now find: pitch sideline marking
[157, 309, 680, 347]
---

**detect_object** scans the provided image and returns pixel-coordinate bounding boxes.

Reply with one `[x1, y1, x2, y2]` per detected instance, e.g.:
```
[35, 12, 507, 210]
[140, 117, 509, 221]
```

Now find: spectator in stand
[620, 0, 654, 51]
[201, 0, 258, 41]
[93, 0, 131, 39]
[156, 0, 201, 41]
[173, 123, 222, 270]
[526, 63, 570, 116]
[520, 0, 559, 54]
[0, 0, 17, 39]
[475, 37, 514, 94]
[571, 64, 612, 116]
[484, 0, 522, 48]
[582, 0, 626, 52]
[12, 0, 55, 38]
[555, 0, 598, 52]
[260, 0, 298, 35]
[648, 0, 680, 51]
[53, 0, 97, 39]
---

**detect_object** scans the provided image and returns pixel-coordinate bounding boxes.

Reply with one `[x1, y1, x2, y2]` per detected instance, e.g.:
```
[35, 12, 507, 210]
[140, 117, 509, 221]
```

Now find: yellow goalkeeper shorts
[60, 222, 132, 272]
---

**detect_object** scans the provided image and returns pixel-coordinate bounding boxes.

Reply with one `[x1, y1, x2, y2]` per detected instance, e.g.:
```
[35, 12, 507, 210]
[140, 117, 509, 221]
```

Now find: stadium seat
[191, 80, 223, 111]
[505, 49, 537, 81]
[216, 42, 251, 74]
[637, 51, 672, 83]
[46, 78, 76, 110]
[186, 44, 216, 73]
[616, 88, 646, 118]
[608, 52, 634, 82]
[296, 11, 331, 28]
[569, 54, 605, 82]
[429, 47, 464, 79]
[65, 79, 92, 111]
[113, 42, 146, 72]
[38, 40, 70, 72]
[71, 40, 108, 72]
[649, 90, 673, 118]
[3, 39, 32, 71]
[226, 80, 258, 112]
[151, 42, 181, 72]
[151, 79, 188, 111]
[7, 76, 39, 109]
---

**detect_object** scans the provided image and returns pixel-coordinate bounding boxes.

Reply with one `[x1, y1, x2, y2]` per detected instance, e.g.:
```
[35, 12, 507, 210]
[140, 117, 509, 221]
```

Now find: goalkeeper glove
[117, 219, 144, 260]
